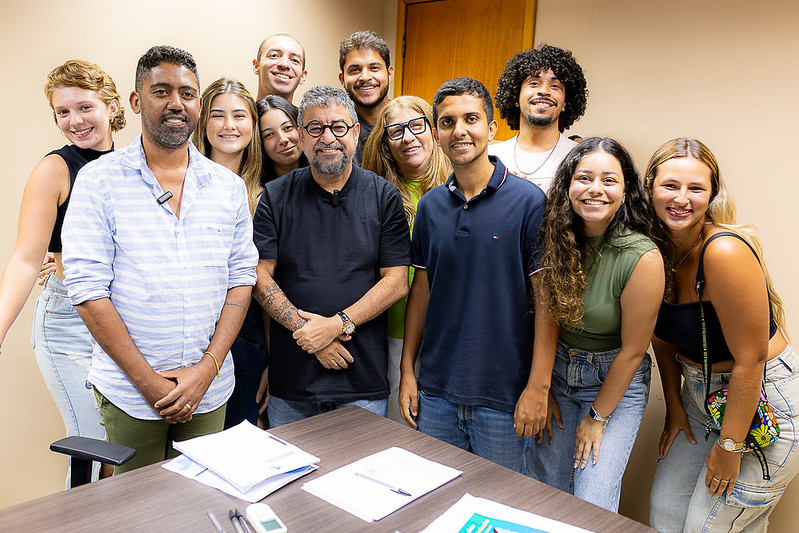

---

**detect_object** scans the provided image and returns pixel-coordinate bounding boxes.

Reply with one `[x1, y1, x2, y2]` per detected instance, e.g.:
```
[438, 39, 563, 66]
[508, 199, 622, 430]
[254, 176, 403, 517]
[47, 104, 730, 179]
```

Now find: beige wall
[3, 0, 797, 528]
[534, 0, 799, 529]
[0, 0, 391, 508]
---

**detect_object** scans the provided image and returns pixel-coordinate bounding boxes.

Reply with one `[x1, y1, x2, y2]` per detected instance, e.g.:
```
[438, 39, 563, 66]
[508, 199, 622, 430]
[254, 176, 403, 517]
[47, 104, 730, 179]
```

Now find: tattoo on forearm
[256, 281, 306, 331]
[223, 301, 247, 312]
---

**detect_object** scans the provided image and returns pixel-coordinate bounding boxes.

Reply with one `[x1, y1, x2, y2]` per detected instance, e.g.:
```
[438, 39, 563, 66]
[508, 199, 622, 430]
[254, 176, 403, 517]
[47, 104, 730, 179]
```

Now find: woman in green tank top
[362, 96, 451, 422]
[524, 137, 664, 511]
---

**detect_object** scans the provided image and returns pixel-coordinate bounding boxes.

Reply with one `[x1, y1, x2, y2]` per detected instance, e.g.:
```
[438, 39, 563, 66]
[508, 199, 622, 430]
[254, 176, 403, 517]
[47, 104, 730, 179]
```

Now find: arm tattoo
[256, 281, 306, 331]
[223, 301, 247, 312]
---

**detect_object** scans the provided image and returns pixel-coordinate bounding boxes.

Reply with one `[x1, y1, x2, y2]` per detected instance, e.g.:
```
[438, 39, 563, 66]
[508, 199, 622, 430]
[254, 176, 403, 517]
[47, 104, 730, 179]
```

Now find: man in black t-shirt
[252, 85, 410, 427]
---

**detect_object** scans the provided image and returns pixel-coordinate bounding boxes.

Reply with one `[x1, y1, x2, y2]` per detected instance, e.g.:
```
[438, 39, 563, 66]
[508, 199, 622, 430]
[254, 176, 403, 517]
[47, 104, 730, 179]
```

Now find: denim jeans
[526, 343, 651, 511]
[267, 395, 388, 427]
[417, 391, 528, 474]
[650, 345, 799, 532]
[32, 274, 105, 487]
[224, 302, 267, 429]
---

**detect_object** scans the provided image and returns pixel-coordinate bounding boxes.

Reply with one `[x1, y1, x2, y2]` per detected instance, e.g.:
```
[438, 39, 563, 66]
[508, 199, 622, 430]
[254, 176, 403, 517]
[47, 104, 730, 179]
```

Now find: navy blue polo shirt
[253, 165, 411, 402]
[411, 156, 546, 413]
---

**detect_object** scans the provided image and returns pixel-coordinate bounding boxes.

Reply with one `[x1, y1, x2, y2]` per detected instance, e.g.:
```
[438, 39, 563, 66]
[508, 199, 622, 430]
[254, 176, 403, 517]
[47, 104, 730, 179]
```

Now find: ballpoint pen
[354, 472, 412, 496]
[229, 509, 246, 533]
[235, 509, 253, 533]
[206, 510, 226, 533]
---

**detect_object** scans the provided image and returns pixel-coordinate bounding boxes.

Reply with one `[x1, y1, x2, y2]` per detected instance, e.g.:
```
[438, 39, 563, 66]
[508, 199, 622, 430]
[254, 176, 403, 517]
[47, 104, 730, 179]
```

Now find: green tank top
[558, 226, 657, 351]
[387, 179, 423, 339]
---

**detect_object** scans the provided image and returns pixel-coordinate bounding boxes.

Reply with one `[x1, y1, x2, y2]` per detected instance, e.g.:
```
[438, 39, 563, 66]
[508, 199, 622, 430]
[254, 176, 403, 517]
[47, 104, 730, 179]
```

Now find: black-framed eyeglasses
[303, 120, 354, 138]
[384, 116, 428, 141]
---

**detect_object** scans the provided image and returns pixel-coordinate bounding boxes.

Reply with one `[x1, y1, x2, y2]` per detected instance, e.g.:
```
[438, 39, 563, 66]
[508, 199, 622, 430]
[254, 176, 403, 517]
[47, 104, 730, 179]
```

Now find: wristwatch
[336, 311, 355, 335]
[589, 405, 611, 429]
[717, 436, 746, 453]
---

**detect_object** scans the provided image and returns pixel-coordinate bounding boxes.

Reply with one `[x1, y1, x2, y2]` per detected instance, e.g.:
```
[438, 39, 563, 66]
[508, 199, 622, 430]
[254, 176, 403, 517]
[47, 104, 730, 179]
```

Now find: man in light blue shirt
[63, 45, 258, 473]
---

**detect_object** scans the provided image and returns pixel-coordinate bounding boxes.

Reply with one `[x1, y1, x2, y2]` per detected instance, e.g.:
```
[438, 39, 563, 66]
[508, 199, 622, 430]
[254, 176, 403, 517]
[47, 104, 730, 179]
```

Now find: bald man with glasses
[252, 86, 410, 426]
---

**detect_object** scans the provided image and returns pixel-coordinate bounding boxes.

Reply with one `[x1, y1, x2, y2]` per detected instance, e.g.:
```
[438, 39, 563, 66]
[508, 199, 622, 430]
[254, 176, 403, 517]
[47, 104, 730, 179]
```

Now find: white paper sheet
[163, 454, 318, 502]
[420, 493, 595, 533]
[302, 447, 462, 523]
[172, 420, 320, 492]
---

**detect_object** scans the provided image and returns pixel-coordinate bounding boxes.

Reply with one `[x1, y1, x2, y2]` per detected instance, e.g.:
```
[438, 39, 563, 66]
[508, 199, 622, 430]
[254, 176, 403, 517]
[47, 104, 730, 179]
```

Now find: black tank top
[47, 144, 112, 253]
[654, 232, 778, 364]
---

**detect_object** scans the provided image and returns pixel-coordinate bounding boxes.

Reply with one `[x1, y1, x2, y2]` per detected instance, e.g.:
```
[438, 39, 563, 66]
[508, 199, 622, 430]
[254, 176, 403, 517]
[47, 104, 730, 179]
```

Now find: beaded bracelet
[203, 351, 220, 378]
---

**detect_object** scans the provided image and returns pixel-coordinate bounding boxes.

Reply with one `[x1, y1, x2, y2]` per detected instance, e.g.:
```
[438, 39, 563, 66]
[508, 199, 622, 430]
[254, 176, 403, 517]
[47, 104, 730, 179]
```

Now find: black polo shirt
[253, 165, 410, 402]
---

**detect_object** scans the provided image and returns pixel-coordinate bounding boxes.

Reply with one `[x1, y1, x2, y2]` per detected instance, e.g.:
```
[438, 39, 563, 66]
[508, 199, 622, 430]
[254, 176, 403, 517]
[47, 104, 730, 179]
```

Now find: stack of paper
[163, 421, 319, 502]
[302, 447, 462, 522]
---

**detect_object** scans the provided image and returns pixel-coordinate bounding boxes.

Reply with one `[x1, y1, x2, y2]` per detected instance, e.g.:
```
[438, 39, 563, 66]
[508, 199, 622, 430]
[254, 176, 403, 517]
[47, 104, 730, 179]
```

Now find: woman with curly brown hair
[0, 60, 125, 486]
[526, 137, 663, 511]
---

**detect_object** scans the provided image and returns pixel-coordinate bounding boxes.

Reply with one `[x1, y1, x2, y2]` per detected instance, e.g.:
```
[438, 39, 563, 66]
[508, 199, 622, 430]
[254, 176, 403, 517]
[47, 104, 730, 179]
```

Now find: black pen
[235, 509, 253, 533]
[229, 509, 245, 533]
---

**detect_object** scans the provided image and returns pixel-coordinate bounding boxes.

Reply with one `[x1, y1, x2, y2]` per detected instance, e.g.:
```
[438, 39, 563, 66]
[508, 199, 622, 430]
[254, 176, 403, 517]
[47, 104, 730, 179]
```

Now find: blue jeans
[417, 391, 528, 474]
[267, 395, 388, 427]
[650, 345, 799, 532]
[526, 343, 651, 511]
[224, 302, 268, 429]
[32, 274, 105, 487]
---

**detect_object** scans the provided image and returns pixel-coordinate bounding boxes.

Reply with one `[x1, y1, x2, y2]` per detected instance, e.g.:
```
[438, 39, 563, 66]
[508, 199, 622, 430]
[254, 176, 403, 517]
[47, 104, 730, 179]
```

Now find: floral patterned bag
[705, 387, 780, 449]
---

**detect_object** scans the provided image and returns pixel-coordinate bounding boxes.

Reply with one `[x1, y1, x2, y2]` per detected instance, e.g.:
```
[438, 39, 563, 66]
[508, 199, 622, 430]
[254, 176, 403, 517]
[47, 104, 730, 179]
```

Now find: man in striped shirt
[62, 46, 258, 473]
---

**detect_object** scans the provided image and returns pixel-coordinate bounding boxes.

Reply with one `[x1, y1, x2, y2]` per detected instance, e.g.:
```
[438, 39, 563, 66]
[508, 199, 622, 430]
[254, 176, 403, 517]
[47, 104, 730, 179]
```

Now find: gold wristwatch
[717, 436, 746, 453]
[337, 311, 355, 335]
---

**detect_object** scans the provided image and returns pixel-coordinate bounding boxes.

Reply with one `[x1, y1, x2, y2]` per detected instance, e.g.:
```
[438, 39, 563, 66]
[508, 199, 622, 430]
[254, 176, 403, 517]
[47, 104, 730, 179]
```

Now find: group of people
[0, 28, 796, 532]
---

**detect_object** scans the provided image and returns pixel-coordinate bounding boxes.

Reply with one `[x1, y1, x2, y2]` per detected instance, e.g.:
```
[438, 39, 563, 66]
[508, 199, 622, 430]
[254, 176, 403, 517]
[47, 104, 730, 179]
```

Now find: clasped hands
[143, 357, 217, 424]
[293, 310, 353, 370]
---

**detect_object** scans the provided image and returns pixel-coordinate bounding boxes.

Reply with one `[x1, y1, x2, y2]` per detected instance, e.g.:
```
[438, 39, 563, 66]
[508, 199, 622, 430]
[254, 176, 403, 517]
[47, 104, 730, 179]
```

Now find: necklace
[512, 134, 560, 178]
[672, 233, 703, 272]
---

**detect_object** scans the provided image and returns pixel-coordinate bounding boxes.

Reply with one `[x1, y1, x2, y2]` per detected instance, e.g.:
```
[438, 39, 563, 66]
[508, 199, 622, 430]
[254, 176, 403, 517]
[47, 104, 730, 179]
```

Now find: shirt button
[463, 204, 469, 210]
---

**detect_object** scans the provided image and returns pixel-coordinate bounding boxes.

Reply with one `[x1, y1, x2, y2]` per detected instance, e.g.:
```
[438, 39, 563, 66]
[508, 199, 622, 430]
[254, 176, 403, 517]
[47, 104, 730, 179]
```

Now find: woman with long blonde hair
[362, 95, 451, 422]
[193, 78, 265, 427]
[0, 60, 125, 486]
[646, 138, 798, 532]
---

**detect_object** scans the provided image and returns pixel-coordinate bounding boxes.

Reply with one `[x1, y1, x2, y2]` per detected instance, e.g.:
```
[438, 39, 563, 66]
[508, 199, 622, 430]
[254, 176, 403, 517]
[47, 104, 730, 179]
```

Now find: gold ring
[185, 403, 192, 410]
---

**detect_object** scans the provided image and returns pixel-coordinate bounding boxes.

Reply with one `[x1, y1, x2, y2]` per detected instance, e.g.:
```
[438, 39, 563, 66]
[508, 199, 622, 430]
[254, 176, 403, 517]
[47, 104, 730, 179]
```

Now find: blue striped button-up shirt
[63, 136, 258, 420]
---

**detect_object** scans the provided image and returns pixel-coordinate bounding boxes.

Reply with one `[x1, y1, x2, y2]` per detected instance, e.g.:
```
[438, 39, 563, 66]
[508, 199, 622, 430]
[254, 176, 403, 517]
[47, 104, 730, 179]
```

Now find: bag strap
[695, 232, 768, 402]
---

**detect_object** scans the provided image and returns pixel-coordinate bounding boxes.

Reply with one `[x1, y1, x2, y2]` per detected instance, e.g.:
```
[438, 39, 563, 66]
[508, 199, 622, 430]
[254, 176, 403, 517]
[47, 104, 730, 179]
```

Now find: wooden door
[395, 0, 536, 141]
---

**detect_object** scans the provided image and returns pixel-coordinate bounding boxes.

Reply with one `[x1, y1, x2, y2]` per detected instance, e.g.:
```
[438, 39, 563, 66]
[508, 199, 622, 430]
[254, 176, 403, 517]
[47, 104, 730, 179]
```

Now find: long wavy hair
[644, 137, 787, 336]
[193, 78, 262, 214]
[362, 96, 451, 227]
[541, 137, 652, 329]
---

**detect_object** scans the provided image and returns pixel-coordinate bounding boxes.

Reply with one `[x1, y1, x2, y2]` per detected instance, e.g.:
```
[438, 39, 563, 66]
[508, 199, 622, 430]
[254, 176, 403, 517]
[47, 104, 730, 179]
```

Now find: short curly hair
[495, 44, 587, 132]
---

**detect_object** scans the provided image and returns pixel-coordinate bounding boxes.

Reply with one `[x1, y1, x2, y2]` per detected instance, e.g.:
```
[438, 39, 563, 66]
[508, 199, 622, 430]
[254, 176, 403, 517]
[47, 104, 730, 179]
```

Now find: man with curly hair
[490, 44, 588, 193]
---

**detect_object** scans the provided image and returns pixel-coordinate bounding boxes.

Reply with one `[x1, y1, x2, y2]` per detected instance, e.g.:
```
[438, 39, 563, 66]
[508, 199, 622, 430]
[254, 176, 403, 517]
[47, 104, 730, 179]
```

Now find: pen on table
[268, 434, 289, 446]
[354, 472, 412, 496]
[206, 510, 226, 533]
[235, 509, 253, 533]
[229, 509, 246, 533]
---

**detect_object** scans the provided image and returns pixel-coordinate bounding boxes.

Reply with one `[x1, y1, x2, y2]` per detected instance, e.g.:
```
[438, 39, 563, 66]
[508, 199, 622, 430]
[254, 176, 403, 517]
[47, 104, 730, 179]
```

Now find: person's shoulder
[702, 229, 758, 264]
[611, 225, 657, 253]
[487, 137, 515, 155]
[265, 166, 309, 196]
[502, 170, 547, 205]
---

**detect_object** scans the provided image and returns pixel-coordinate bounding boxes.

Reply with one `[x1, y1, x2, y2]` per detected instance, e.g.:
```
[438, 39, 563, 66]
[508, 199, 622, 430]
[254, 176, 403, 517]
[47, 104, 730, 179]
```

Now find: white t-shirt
[488, 133, 577, 194]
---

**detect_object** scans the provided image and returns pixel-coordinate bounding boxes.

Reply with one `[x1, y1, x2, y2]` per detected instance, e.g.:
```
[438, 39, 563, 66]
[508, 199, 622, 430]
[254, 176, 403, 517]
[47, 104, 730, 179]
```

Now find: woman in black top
[0, 60, 125, 486]
[645, 138, 797, 532]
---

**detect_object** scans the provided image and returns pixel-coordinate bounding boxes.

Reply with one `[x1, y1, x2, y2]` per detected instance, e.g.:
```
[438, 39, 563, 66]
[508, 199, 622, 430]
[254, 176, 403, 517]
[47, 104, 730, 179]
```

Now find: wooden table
[0, 406, 655, 532]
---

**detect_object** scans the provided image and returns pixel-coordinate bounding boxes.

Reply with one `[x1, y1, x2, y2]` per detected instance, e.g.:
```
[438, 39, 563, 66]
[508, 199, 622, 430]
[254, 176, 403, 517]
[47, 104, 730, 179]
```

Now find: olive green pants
[94, 388, 226, 474]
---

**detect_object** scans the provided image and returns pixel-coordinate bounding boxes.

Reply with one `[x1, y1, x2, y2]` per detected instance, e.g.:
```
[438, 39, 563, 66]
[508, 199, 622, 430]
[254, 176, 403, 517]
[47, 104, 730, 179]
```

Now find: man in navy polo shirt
[398, 77, 548, 473]
[252, 85, 410, 426]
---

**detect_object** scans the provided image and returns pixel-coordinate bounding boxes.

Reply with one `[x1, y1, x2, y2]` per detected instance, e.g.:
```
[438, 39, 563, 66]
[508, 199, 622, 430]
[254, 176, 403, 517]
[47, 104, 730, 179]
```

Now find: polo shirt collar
[445, 155, 509, 199]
